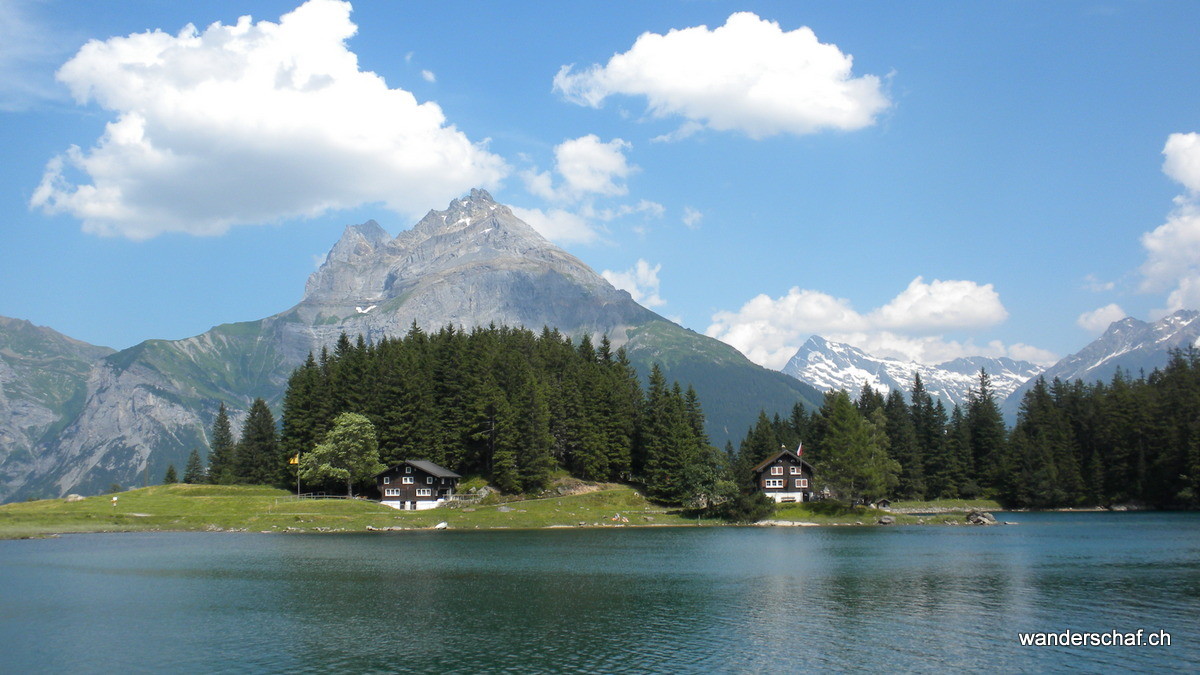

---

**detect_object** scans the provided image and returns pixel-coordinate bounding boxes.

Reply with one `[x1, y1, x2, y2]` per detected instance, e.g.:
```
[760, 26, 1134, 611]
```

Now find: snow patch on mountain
[781, 335, 1041, 408]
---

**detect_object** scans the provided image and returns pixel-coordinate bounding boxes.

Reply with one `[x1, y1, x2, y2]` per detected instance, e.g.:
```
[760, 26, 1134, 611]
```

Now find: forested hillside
[267, 324, 721, 503]
[734, 349, 1200, 509]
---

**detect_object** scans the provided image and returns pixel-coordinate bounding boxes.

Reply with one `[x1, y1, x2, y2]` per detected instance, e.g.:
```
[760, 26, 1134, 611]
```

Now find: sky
[2, 0, 1200, 372]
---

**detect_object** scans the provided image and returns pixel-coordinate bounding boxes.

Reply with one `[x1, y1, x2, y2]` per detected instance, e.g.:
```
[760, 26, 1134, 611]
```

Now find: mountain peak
[783, 335, 1041, 408]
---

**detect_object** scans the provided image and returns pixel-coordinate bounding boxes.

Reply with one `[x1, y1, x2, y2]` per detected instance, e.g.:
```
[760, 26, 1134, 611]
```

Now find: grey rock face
[781, 335, 1041, 408]
[0, 317, 114, 499]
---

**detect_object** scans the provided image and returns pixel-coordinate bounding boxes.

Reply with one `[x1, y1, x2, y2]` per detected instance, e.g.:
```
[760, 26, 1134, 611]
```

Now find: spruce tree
[235, 398, 279, 485]
[207, 403, 236, 485]
[163, 464, 178, 484]
[884, 390, 923, 499]
[182, 448, 206, 484]
[966, 369, 1006, 490]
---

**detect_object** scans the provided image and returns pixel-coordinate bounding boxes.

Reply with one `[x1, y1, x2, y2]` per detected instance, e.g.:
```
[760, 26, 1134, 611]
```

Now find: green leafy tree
[299, 412, 386, 497]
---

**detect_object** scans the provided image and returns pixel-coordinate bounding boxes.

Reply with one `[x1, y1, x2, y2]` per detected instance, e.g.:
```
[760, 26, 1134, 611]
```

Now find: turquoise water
[2, 512, 1198, 673]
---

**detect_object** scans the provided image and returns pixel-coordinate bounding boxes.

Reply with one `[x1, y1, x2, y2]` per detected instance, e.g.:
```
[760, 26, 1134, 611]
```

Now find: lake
[2, 512, 1198, 673]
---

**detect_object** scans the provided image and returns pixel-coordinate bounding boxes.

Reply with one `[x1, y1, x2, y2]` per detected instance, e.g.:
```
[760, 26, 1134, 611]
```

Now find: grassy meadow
[0, 483, 1000, 539]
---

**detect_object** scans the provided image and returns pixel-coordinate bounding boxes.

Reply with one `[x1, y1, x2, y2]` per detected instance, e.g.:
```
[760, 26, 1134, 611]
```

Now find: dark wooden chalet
[752, 448, 815, 503]
[376, 460, 461, 510]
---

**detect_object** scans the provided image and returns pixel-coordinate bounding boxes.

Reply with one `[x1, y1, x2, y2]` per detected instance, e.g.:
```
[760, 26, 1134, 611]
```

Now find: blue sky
[3, 1, 1200, 370]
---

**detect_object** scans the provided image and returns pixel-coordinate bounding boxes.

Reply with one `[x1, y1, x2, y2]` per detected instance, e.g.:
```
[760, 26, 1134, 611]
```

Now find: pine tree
[235, 398, 279, 485]
[966, 369, 1006, 490]
[207, 403, 236, 485]
[163, 464, 178, 484]
[883, 390, 923, 499]
[182, 448, 206, 484]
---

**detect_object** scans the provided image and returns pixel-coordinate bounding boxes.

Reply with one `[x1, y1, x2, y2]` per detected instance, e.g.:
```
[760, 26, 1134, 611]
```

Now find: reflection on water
[1, 512, 1198, 673]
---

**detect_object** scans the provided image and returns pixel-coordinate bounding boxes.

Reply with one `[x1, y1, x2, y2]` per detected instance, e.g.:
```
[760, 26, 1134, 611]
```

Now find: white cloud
[509, 206, 598, 245]
[29, 0, 507, 239]
[1076, 303, 1127, 334]
[522, 134, 634, 203]
[682, 206, 703, 229]
[1139, 133, 1200, 313]
[420, 69, 436, 83]
[601, 259, 666, 307]
[554, 12, 890, 140]
[0, 0, 71, 110]
[582, 199, 664, 222]
[706, 277, 1042, 369]
[1163, 132, 1200, 194]
[869, 277, 1008, 333]
[1082, 274, 1115, 292]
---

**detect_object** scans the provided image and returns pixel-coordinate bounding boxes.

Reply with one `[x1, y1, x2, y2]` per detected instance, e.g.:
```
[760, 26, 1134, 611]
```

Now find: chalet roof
[752, 449, 815, 475]
[376, 460, 461, 479]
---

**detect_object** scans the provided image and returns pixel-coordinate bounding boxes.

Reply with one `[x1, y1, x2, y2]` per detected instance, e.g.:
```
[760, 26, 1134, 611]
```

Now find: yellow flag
[288, 454, 299, 465]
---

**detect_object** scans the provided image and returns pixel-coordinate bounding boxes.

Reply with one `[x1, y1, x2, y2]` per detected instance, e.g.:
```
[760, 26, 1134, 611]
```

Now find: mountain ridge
[0, 190, 821, 502]
[780, 335, 1042, 408]
[1001, 309, 1200, 418]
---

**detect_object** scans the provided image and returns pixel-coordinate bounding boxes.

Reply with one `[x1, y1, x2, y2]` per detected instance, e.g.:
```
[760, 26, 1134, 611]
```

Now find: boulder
[64, 494, 84, 502]
[965, 510, 998, 525]
[877, 515, 896, 525]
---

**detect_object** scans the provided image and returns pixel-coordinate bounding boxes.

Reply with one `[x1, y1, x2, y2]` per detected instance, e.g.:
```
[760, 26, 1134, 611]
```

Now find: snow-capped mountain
[1003, 310, 1200, 414]
[781, 335, 1042, 408]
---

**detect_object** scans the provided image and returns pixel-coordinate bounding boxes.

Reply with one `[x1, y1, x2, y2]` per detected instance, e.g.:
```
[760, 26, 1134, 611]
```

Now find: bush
[709, 491, 775, 523]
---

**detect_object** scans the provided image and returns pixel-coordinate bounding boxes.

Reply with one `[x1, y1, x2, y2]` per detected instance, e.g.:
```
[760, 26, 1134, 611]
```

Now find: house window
[405, 466, 412, 474]
[770, 466, 783, 475]
[789, 466, 800, 475]
[427, 477, 434, 484]
[765, 479, 784, 488]
[416, 488, 432, 497]
[402, 476, 414, 484]
[383, 476, 390, 485]
[384, 488, 400, 497]
[795, 479, 808, 488]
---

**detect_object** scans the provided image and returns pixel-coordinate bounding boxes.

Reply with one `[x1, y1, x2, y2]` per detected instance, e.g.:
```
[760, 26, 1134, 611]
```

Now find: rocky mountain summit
[781, 335, 1042, 408]
[299, 189, 654, 343]
[1002, 309, 1200, 417]
[0, 190, 818, 502]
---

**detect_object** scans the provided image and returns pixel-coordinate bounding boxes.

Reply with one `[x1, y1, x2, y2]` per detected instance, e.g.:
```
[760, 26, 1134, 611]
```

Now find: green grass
[771, 500, 990, 525]
[0, 484, 720, 539]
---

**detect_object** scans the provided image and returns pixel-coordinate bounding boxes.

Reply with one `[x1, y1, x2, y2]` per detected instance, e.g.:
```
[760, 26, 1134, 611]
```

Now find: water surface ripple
[1, 511, 1197, 673]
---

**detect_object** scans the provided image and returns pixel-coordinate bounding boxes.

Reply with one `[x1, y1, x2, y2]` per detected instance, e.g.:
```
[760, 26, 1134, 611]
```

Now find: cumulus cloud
[1077, 303, 1127, 334]
[553, 12, 890, 140]
[601, 259, 666, 308]
[29, 0, 507, 239]
[870, 277, 1008, 332]
[509, 206, 598, 245]
[682, 206, 702, 229]
[521, 134, 634, 203]
[706, 277, 1045, 369]
[1162, 132, 1200, 194]
[1139, 133, 1200, 313]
